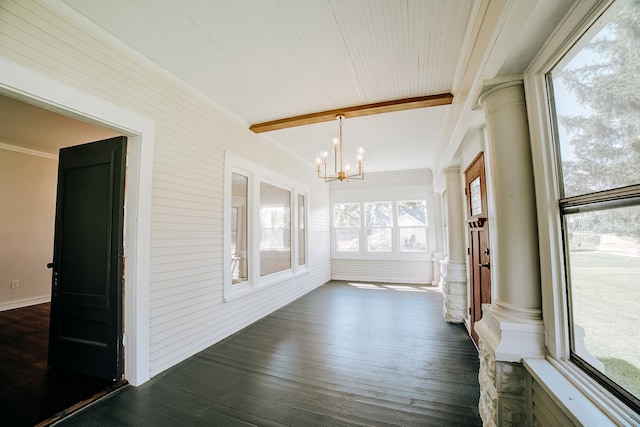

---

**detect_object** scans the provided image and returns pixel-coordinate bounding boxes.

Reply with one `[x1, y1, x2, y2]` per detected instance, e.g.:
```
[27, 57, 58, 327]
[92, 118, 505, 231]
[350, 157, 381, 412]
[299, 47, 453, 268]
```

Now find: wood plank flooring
[0, 303, 121, 426]
[59, 281, 482, 426]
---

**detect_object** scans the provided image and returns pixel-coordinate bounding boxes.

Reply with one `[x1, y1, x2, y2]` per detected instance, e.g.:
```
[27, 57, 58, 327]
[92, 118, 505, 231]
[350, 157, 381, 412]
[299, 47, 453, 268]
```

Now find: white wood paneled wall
[0, 1, 331, 379]
[529, 374, 573, 426]
[332, 259, 431, 285]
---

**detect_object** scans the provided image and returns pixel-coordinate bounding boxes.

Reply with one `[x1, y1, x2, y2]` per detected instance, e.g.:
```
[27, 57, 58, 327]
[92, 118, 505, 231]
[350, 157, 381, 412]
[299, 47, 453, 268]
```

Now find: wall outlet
[10, 280, 19, 289]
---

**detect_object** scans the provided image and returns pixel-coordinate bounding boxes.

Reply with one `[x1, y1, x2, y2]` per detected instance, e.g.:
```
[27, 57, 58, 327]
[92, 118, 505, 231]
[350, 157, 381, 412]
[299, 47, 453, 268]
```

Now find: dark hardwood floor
[0, 302, 122, 427]
[59, 281, 481, 426]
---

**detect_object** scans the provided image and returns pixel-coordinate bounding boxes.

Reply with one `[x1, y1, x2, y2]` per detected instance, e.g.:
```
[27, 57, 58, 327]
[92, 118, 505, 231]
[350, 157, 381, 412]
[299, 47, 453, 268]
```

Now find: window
[332, 199, 429, 256]
[398, 200, 428, 252]
[365, 202, 392, 252]
[231, 173, 248, 284]
[298, 194, 306, 266]
[548, 0, 640, 410]
[224, 154, 308, 299]
[259, 183, 291, 276]
[469, 177, 482, 216]
[333, 203, 360, 252]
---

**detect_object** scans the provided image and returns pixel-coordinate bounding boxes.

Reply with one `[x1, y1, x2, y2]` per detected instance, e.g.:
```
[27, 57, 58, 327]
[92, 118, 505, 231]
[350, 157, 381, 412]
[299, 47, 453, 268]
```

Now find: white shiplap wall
[0, 1, 331, 379]
[332, 259, 431, 285]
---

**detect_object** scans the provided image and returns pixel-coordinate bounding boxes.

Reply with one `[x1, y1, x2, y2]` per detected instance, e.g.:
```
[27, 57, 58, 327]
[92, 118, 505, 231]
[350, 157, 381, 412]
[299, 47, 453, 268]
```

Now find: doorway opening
[0, 57, 154, 423]
[464, 152, 491, 345]
[0, 95, 128, 424]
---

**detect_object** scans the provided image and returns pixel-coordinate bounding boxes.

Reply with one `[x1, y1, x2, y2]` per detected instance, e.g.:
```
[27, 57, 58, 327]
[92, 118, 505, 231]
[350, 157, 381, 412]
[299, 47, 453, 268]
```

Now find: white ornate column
[475, 78, 545, 427]
[440, 168, 467, 323]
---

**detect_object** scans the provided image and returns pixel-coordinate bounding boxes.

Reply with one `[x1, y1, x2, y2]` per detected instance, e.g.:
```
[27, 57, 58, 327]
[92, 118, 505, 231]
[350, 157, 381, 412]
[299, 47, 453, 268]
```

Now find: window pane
[550, 0, 640, 198]
[398, 200, 427, 226]
[333, 203, 360, 227]
[260, 183, 291, 276]
[365, 202, 392, 227]
[335, 228, 359, 252]
[231, 173, 248, 284]
[367, 228, 392, 252]
[469, 178, 482, 216]
[298, 194, 305, 266]
[400, 228, 427, 252]
[566, 205, 640, 401]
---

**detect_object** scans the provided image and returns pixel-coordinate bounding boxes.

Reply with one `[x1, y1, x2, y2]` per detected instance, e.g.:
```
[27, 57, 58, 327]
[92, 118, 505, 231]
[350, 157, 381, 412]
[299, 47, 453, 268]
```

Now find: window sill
[523, 358, 640, 426]
[223, 267, 309, 303]
[331, 252, 431, 261]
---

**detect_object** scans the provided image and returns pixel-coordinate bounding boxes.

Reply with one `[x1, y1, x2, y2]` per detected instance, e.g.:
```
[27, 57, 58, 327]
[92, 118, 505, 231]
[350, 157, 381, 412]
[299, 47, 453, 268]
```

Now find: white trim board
[0, 142, 58, 160]
[0, 296, 51, 312]
[0, 57, 155, 386]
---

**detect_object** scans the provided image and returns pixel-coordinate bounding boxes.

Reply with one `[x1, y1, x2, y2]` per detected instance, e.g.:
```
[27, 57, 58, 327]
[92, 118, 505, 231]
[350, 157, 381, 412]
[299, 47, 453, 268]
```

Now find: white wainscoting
[332, 258, 432, 284]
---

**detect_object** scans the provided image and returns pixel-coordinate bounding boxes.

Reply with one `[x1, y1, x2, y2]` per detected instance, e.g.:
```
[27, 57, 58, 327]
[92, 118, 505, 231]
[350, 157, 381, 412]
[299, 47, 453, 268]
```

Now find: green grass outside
[569, 249, 640, 398]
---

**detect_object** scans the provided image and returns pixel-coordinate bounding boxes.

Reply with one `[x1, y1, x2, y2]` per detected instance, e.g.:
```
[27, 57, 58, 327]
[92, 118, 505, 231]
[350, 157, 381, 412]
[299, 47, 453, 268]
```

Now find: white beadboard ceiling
[0, 1, 575, 171]
[58, 0, 475, 173]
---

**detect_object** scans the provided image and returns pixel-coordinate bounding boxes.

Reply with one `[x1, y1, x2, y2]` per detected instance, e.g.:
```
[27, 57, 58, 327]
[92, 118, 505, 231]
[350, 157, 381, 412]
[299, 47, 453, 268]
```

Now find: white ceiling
[0, 1, 575, 172]
[59, 0, 476, 173]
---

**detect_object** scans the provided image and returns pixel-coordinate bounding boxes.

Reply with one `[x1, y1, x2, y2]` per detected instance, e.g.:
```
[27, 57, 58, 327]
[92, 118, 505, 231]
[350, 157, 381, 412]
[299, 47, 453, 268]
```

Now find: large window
[365, 202, 392, 252]
[333, 199, 428, 256]
[298, 194, 306, 266]
[259, 183, 291, 276]
[333, 203, 360, 252]
[398, 200, 428, 252]
[548, 0, 640, 410]
[231, 173, 248, 284]
[224, 154, 308, 299]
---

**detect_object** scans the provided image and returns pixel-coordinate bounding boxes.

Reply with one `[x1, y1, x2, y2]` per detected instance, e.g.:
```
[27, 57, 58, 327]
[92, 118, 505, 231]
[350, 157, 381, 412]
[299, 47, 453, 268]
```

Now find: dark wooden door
[465, 153, 491, 345]
[48, 136, 126, 381]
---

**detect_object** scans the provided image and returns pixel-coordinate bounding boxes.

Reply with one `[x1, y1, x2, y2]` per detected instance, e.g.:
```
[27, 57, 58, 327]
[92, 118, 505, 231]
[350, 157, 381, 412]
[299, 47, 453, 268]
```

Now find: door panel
[48, 136, 126, 381]
[465, 153, 491, 345]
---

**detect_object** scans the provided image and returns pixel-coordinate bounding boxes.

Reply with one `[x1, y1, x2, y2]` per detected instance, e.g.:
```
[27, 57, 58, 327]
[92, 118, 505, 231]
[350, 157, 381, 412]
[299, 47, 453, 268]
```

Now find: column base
[439, 260, 467, 323]
[475, 301, 545, 362]
[478, 339, 529, 427]
[476, 301, 545, 426]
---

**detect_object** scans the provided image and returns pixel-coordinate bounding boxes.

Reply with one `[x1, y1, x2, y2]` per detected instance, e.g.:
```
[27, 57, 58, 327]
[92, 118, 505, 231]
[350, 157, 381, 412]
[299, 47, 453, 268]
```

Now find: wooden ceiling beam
[249, 92, 453, 133]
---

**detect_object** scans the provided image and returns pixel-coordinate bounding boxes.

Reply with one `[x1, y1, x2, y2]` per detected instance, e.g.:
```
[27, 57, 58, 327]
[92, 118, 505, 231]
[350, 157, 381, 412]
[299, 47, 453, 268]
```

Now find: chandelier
[316, 115, 364, 182]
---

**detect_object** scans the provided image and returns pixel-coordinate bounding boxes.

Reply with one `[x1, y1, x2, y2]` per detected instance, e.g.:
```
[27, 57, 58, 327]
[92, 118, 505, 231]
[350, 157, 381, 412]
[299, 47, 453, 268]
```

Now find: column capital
[477, 75, 524, 108]
[443, 166, 461, 177]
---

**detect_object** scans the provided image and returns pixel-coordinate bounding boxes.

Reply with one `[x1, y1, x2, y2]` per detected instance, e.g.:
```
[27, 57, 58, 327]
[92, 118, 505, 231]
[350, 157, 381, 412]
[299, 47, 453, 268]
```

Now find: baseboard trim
[0, 295, 51, 312]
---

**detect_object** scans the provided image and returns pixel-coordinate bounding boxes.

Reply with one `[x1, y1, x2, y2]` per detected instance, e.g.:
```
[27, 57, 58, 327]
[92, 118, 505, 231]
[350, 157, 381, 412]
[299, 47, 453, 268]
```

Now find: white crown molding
[0, 142, 58, 160]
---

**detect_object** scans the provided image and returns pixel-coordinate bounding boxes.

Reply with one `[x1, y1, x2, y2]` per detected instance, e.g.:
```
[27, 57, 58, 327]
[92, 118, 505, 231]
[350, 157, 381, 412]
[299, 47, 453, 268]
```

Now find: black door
[48, 136, 126, 381]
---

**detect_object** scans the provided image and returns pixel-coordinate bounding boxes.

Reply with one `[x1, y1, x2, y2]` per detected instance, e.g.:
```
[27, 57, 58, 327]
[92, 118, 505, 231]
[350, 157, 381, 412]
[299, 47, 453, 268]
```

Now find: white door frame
[0, 58, 154, 386]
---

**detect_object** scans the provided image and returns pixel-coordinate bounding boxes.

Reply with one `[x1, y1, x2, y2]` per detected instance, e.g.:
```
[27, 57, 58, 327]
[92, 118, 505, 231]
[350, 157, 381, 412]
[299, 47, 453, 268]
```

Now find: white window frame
[331, 188, 430, 260]
[332, 202, 362, 253]
[223, 153, 309, 301]
[525, 0, 640, 421]
[364, 201, 394, 253]
[397, 200, 429, 253]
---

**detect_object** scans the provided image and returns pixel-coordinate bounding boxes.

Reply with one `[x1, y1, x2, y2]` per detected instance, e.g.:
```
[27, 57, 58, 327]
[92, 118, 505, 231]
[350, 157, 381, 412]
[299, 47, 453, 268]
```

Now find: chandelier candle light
[316, 114, 364, 182]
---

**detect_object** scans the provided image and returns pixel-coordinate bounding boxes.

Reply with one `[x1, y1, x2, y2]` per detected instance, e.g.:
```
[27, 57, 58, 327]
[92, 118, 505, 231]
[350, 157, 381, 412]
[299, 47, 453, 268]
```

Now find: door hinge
[121, 333, 126, 347]
[467, 247, 470, 256]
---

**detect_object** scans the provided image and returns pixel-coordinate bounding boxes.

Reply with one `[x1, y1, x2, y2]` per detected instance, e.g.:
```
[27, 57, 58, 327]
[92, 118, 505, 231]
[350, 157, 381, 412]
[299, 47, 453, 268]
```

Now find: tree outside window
[549, 0, 640, 409]
[365, 202, 392, 252]
[398, 200, 428, 252]
[333, 203, 360, 252]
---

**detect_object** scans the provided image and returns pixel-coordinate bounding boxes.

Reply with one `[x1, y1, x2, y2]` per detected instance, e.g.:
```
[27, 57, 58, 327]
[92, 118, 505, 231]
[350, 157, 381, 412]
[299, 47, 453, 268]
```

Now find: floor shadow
[0, 303, 119, 426]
